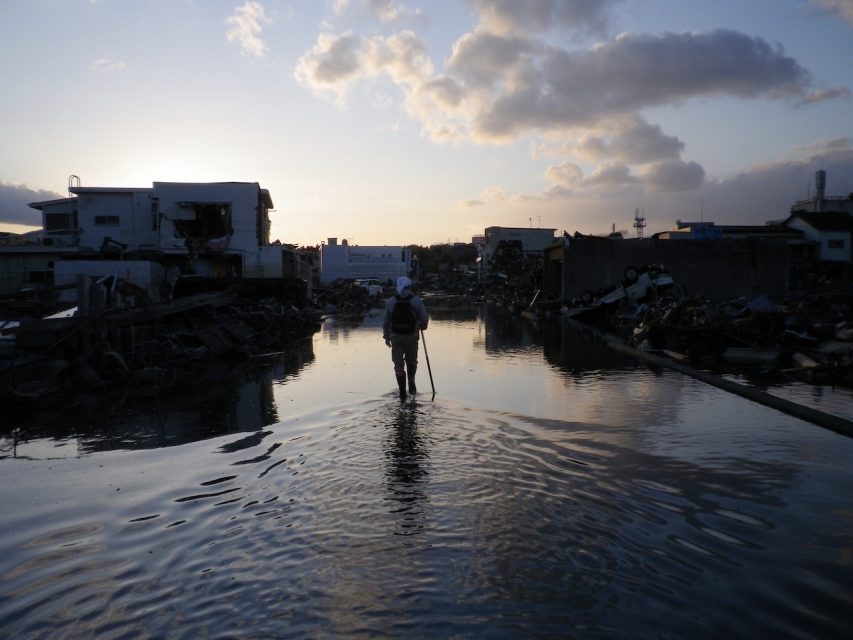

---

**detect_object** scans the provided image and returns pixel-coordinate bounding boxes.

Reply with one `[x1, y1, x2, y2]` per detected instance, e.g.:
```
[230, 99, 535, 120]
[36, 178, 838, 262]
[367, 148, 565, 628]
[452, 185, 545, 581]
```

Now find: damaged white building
[1, 180, 308, 302]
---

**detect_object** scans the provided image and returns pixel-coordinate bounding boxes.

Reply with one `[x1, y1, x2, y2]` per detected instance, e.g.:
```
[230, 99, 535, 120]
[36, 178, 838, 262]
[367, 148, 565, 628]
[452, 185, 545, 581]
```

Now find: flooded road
[2, 307, 853, 638]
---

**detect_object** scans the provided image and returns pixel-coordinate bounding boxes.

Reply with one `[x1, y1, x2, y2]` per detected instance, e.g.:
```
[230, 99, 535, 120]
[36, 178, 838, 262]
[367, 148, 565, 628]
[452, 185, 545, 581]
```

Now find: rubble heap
[627, 292, 853, 387]
[1, 289, 322, 408]
[313, 279, 387, 317]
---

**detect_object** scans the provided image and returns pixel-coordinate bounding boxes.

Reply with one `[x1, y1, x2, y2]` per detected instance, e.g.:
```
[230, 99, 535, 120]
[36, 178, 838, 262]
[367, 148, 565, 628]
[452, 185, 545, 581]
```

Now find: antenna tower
[633, 208, 646, 239]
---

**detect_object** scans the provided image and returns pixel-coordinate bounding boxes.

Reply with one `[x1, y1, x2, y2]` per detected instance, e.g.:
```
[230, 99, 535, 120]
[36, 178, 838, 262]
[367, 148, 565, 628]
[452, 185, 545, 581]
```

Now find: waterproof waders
[396, 373, 407, 400]
[408, 365, 417, 394]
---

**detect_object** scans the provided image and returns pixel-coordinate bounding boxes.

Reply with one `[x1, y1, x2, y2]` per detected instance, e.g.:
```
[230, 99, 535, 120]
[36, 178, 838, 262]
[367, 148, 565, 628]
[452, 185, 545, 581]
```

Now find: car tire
[623, 265, 639, 284]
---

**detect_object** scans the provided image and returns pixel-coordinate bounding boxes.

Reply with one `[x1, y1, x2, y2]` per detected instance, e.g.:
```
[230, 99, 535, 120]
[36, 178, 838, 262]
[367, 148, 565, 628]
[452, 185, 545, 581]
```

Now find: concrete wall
[246, 245, 285, 278]
[547, 236, 794, 301]
[76, 192, 156, 251]
[320, 243, 348, 282]
[818, 231, 851, 262]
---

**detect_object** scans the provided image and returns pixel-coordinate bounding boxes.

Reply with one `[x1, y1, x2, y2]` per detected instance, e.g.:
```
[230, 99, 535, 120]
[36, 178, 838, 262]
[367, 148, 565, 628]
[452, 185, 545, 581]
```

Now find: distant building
[783, 211, 853, 262]
[658, 221, 721, 240]
[790, 169, 853, 216]
[482, 226, 556, 265]
[319, 238, 411, 284]
[658, 220, 802, 241]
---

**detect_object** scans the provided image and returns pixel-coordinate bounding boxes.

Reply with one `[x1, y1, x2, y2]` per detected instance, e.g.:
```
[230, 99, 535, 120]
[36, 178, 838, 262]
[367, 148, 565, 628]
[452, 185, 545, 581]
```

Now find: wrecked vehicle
[579, 264, 675, 307]
[354, 278, 383, 296]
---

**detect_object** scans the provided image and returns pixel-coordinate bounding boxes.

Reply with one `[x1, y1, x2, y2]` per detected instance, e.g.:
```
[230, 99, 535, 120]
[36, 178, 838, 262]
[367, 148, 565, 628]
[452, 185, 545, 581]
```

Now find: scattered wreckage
[354, 278, 382, 296]
[575, 264, 675, 308]
[558, 265, 853, 388]
[629, 292, 853, 386]
[0, 274, 322, 408]
[313, 278, 387, 318]
[559, 264, 675, 328]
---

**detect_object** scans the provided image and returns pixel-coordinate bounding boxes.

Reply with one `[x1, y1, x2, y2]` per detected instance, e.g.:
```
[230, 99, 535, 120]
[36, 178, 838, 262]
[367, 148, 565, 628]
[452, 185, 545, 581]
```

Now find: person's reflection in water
[383, 402, 430, 539]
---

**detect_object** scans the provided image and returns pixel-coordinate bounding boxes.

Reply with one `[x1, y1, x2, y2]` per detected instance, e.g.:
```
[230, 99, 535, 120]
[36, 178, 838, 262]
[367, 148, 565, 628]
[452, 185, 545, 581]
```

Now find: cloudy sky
[1, 0, 851, 246]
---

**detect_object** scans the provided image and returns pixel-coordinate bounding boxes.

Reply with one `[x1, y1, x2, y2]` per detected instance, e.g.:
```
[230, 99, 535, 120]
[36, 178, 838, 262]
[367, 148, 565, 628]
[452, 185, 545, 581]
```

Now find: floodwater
[2, 306, 852, 638]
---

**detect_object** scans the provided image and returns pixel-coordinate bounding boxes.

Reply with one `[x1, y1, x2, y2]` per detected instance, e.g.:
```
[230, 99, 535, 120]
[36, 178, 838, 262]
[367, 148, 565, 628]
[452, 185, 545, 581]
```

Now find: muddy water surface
[2, 307, 852, 638]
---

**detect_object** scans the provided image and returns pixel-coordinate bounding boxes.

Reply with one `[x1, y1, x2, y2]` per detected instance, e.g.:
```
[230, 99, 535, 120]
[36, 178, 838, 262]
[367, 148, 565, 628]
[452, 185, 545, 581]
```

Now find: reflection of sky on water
[4, 345, 315, 458]
[2, 306, 853, 637]
[3, 305, 851, 460]
[382, 403, 430, 541]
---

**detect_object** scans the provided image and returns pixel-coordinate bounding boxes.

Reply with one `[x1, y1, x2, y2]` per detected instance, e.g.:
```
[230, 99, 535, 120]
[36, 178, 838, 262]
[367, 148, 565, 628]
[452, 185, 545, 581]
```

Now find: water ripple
[2, 398, 852, 638]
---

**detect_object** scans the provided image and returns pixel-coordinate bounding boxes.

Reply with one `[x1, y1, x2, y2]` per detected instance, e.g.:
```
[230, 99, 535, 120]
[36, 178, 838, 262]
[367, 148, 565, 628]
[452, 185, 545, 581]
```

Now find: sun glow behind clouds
[0, 0, 851, 246]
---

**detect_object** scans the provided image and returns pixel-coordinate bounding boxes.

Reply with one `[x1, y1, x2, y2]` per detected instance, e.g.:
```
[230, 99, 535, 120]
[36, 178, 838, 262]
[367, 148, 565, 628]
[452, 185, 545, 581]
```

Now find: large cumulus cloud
[572, 116, 685, 165]
[294, 30, 432, 106]
[293, 0, 849, 223]
[294, 21, 829, 145]
[468, 29, 815, 139]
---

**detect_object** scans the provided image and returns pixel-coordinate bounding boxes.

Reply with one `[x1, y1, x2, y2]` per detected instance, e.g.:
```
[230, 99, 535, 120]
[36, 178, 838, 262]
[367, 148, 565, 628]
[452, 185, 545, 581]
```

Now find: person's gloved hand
[385, 338, 391, 347]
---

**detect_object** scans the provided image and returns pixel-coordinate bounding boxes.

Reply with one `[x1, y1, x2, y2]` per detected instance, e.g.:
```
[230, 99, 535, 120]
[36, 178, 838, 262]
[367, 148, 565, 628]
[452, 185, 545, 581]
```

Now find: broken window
[174, 203, 233, 242]
[45, 212, 77, 232]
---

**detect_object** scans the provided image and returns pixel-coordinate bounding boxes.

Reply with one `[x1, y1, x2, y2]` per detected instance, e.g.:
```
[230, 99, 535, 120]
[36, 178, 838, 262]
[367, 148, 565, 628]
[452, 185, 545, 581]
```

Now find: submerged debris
[605, 287, 853, 388]
[1, 281, 322, 408]
[313, 278, 387, 317]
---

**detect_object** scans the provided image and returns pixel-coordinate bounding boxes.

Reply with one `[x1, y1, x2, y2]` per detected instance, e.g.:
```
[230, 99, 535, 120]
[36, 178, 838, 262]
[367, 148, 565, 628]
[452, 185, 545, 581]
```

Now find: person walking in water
[383, 276, 429, 400]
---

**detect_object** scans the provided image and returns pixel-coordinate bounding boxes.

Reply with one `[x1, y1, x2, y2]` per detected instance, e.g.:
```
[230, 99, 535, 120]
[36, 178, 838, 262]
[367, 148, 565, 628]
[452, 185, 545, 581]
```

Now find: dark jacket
[383, 292, 429, 339]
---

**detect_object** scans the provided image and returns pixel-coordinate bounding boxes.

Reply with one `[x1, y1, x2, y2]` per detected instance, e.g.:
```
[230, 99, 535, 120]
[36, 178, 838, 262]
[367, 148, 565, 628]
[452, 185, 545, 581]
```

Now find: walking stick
[421, 329, 436, 396]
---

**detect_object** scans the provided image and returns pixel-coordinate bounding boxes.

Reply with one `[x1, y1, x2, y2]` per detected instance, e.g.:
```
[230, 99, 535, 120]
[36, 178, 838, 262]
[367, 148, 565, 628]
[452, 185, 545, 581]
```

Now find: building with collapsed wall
[1, 180, 313, 303]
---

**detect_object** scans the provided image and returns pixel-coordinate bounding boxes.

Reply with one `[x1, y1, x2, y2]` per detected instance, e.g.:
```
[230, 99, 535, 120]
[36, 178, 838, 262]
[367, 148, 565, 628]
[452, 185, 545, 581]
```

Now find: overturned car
[579, 264, 675, 307]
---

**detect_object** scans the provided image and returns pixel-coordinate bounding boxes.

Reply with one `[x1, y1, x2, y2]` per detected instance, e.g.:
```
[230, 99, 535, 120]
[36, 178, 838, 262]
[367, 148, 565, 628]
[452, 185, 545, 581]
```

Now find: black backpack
[391, 294, 417, 334]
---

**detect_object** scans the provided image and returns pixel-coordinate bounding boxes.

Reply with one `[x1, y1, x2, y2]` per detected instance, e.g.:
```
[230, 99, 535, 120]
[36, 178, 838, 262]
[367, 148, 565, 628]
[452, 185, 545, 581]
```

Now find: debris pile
[547, 263, 853, 387]
[313, 279, 387, 317]
[1, 287, 322, 408]
[476, 258, 565, 316]
[625, 292, 853, 387]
